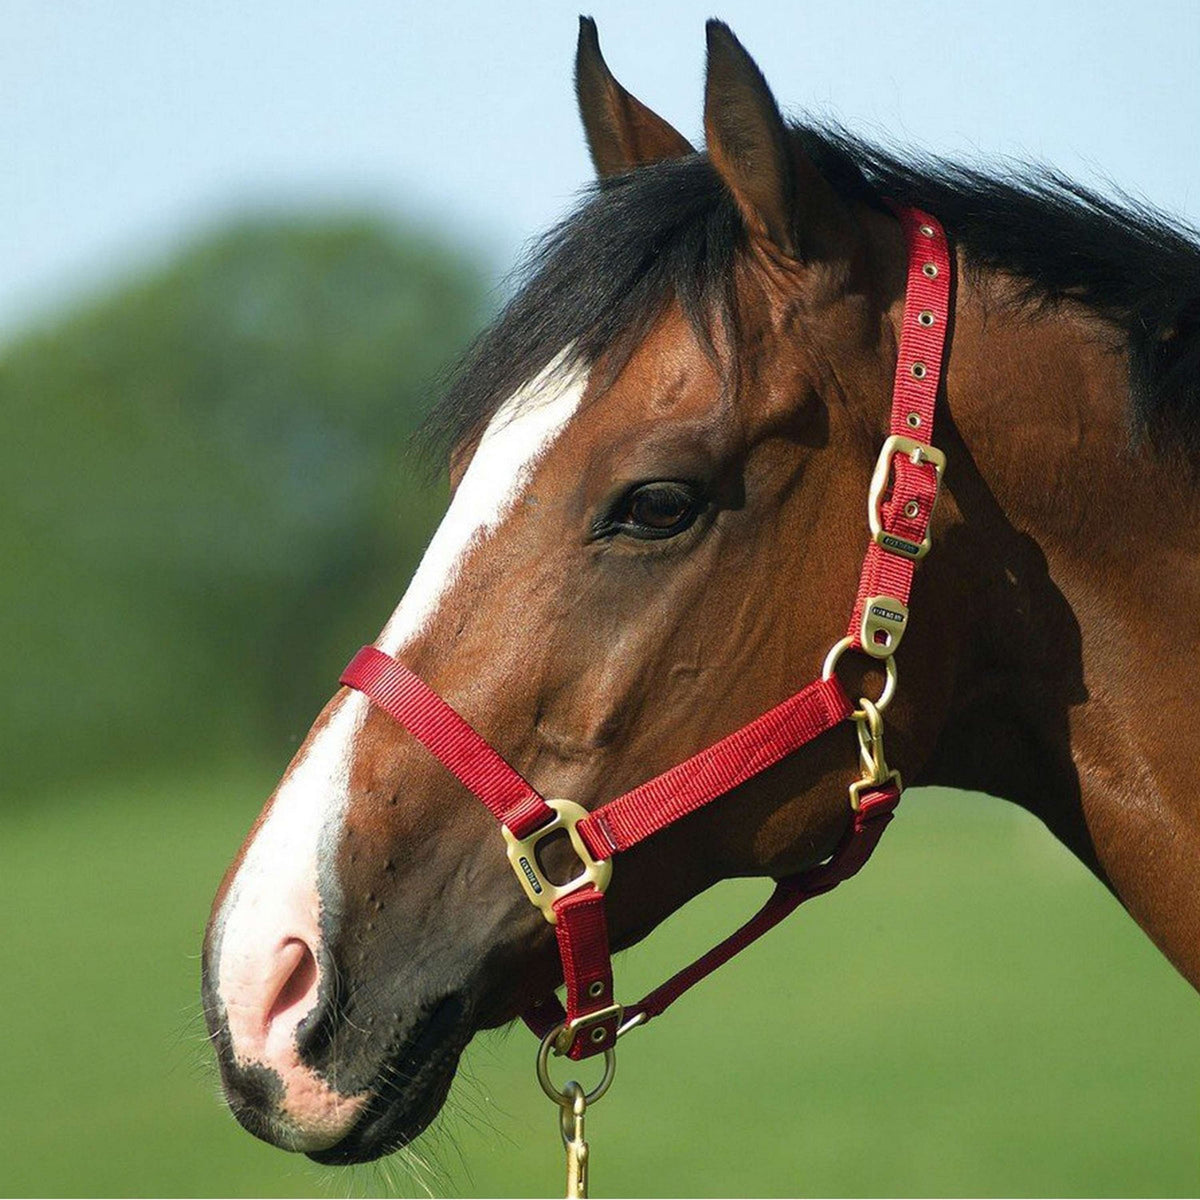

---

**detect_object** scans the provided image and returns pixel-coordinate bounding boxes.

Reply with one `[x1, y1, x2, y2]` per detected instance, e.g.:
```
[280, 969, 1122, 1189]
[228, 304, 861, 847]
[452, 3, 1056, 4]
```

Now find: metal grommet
[922, 262, 938, 278]
[904, 500, 920, 518]
[587, 981, 605, 999]
[537, 1025, 617, 1106]
[919, 223, 935, 237]
[910, 361, 927, 379]
[589, 1027, 607, 1044]
[906, 412, 922, 428]
[918, 310, 935, 327]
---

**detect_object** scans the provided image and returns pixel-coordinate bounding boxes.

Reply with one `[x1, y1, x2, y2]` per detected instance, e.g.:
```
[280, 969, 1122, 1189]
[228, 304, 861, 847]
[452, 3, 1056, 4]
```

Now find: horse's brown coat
[205, 17, 1199, 1165]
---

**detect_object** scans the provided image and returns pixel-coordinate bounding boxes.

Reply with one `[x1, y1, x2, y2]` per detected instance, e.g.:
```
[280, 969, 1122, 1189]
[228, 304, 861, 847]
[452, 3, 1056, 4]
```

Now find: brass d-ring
[822, 635, 898, 713]
[537, 1024, 617, 1107]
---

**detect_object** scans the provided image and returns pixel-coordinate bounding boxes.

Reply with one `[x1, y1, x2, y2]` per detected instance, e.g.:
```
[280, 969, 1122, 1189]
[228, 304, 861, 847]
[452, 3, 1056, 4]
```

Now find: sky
[3, 0, 1198, 343]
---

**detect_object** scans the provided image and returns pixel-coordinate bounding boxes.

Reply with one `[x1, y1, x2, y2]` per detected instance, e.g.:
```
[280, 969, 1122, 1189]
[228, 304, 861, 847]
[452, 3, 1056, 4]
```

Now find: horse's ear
[576, 16, 694, 178]
[703, 20, 842, 261]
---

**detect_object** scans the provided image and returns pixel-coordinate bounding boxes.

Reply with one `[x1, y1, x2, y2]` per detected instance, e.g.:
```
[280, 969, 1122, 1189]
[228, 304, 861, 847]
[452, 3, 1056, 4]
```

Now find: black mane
[424, 125, 1200, 459]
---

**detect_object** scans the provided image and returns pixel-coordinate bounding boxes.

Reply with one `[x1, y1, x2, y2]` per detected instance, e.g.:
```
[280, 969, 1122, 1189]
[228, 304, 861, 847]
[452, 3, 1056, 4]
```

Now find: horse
[202, 16, 1200, 1173]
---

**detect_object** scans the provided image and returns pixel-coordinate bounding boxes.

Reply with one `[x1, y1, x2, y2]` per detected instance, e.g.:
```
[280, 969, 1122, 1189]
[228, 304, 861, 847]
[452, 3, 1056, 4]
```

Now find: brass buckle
[540, 1007, 646, 1061]
[868, 434, 946, 560]
[553, 1003, 624, 1055]
[859, 594, 909, 659]
[502, 799, 612, 925]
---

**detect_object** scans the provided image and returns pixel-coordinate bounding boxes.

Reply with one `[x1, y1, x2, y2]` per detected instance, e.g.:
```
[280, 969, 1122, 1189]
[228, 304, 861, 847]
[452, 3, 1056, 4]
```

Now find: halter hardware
[822, 635, 898, 712]
[868, 434, 946, 560]
[859, 594, 910, 658]
[340, 203, 953, 1198]
[502, 798, 612, 923]
[536, 1041, 616, 1199]
[537, 1027, 617, 1106]
[849, 697, 902, 810]
[552, 1004, 624, 1053]
[559, 1082, 590, 1200]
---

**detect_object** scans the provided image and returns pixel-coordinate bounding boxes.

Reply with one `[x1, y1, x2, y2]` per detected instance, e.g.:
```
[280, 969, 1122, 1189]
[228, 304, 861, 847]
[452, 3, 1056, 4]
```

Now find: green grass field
[2, 763, 1196, 1198]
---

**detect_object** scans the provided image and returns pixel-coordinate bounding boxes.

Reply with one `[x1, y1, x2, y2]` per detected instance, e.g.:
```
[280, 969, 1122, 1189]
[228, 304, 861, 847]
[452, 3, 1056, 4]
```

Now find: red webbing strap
[525, 783, 899, 1041]
[339, 645, 555, 839]
[340, 649, 853, 1058]
[341, 203, 950, 1064]
[576, 675, 854, 861]
[536, 673, 854, 1058]
[551, 887, 620, 1060]
[847, 207, 951, 644]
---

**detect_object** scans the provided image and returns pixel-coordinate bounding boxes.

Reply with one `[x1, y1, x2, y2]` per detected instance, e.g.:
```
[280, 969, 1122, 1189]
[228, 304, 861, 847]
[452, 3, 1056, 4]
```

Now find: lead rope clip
[849, 695, 902, 808]
[559, 1081, 590, 1199]
[538, 1025, 616, 1198]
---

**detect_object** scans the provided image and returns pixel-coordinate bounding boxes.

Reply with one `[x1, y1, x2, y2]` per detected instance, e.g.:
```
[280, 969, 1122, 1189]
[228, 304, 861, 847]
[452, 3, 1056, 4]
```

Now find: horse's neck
[919, 261, 1200, 987]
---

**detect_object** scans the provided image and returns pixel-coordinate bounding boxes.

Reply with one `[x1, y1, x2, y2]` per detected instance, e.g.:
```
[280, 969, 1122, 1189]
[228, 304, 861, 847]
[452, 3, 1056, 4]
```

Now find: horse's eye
[611, 482, 703, 540]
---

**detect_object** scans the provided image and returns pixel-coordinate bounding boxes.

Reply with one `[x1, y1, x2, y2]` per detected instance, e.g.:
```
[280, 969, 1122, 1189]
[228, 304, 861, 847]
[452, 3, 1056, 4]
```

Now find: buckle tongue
[502, 799, 612, 924]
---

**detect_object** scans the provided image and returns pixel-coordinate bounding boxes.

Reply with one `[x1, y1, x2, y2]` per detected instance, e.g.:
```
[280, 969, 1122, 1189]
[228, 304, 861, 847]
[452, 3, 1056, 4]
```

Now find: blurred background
[2, 1, 1197, 1196]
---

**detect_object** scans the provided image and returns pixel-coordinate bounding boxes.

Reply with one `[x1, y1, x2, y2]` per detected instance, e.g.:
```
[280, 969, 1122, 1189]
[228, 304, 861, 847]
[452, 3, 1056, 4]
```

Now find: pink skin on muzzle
[212, 692, 369, 1150]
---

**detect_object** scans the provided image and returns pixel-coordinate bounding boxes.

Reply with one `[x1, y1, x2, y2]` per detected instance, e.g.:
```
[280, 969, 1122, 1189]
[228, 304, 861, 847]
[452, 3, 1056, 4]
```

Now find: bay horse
[202, 17, 1200, 1173]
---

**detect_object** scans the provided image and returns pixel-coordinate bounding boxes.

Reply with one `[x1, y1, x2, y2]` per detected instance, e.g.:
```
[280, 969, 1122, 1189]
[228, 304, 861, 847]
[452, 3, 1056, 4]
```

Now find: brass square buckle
[868, 434, 946, 560]
[502, 799, 612, 925]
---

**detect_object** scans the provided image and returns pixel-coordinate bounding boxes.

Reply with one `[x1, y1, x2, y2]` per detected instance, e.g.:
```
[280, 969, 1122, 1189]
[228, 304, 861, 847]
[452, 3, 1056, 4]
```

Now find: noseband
[341, 204, 950, 1103]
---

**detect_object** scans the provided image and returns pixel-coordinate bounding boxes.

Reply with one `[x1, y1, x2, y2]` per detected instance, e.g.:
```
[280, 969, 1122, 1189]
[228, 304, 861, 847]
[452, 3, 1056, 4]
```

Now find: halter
[340, 204, 950, 1190]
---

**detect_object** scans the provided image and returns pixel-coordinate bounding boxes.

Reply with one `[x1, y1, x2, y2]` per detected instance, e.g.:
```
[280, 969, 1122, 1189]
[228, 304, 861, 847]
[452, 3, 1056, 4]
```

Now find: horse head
[204, 16, 1178, 1166]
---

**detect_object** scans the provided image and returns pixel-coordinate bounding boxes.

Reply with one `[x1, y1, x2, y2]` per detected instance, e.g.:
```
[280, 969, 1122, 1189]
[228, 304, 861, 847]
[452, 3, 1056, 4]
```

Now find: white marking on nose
[211, 348, 587, 1146]
[213, 690, 370, 1147]
[217, 695, 364, 993]
[380, 350, 589, 654]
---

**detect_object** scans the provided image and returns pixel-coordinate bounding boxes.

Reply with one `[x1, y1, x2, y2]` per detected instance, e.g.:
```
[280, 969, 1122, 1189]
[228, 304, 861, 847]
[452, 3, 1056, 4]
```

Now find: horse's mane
[423, 125, 1200, 460]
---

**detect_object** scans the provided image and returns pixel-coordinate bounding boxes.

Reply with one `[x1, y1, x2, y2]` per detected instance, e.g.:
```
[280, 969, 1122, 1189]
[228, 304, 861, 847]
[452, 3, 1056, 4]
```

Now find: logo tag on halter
[517, 856, 544, 894]
[879, 532, 925, 559]
[860, 595, 910, 658]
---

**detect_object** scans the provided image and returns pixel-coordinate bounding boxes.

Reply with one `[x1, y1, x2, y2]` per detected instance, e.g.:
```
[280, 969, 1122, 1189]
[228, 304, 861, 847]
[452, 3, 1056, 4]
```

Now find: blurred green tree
[0, 214, 487, 799]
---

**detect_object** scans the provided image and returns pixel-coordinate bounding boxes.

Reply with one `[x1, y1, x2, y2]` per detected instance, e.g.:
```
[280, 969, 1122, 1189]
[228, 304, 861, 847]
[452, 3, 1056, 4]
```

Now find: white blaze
[212, 351, 588, 1138]
[380, 350, 589, 653]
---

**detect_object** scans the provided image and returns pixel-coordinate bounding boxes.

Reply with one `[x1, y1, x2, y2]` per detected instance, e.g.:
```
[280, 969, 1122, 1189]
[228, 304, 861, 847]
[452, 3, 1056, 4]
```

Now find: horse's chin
[304, 994, 472, 1166]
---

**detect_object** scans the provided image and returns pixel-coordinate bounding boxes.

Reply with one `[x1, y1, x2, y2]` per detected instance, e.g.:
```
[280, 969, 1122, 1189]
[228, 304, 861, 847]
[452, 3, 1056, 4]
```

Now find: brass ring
[822, 635, 898, 713]
[536, 1024, 617, 1106]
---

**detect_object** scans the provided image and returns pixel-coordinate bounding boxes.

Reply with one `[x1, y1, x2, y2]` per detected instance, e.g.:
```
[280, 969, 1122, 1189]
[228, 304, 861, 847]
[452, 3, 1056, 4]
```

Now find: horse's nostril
[264, 937, 321, 1055]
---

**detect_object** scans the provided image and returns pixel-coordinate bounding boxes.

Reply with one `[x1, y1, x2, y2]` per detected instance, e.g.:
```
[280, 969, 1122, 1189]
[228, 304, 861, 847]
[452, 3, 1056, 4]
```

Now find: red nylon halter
[340, 204, 951, 1062]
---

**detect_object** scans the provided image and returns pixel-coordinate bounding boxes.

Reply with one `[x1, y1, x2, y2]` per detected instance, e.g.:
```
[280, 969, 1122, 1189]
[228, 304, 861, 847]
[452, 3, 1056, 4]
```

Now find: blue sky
[3, 0, 1197, 342]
